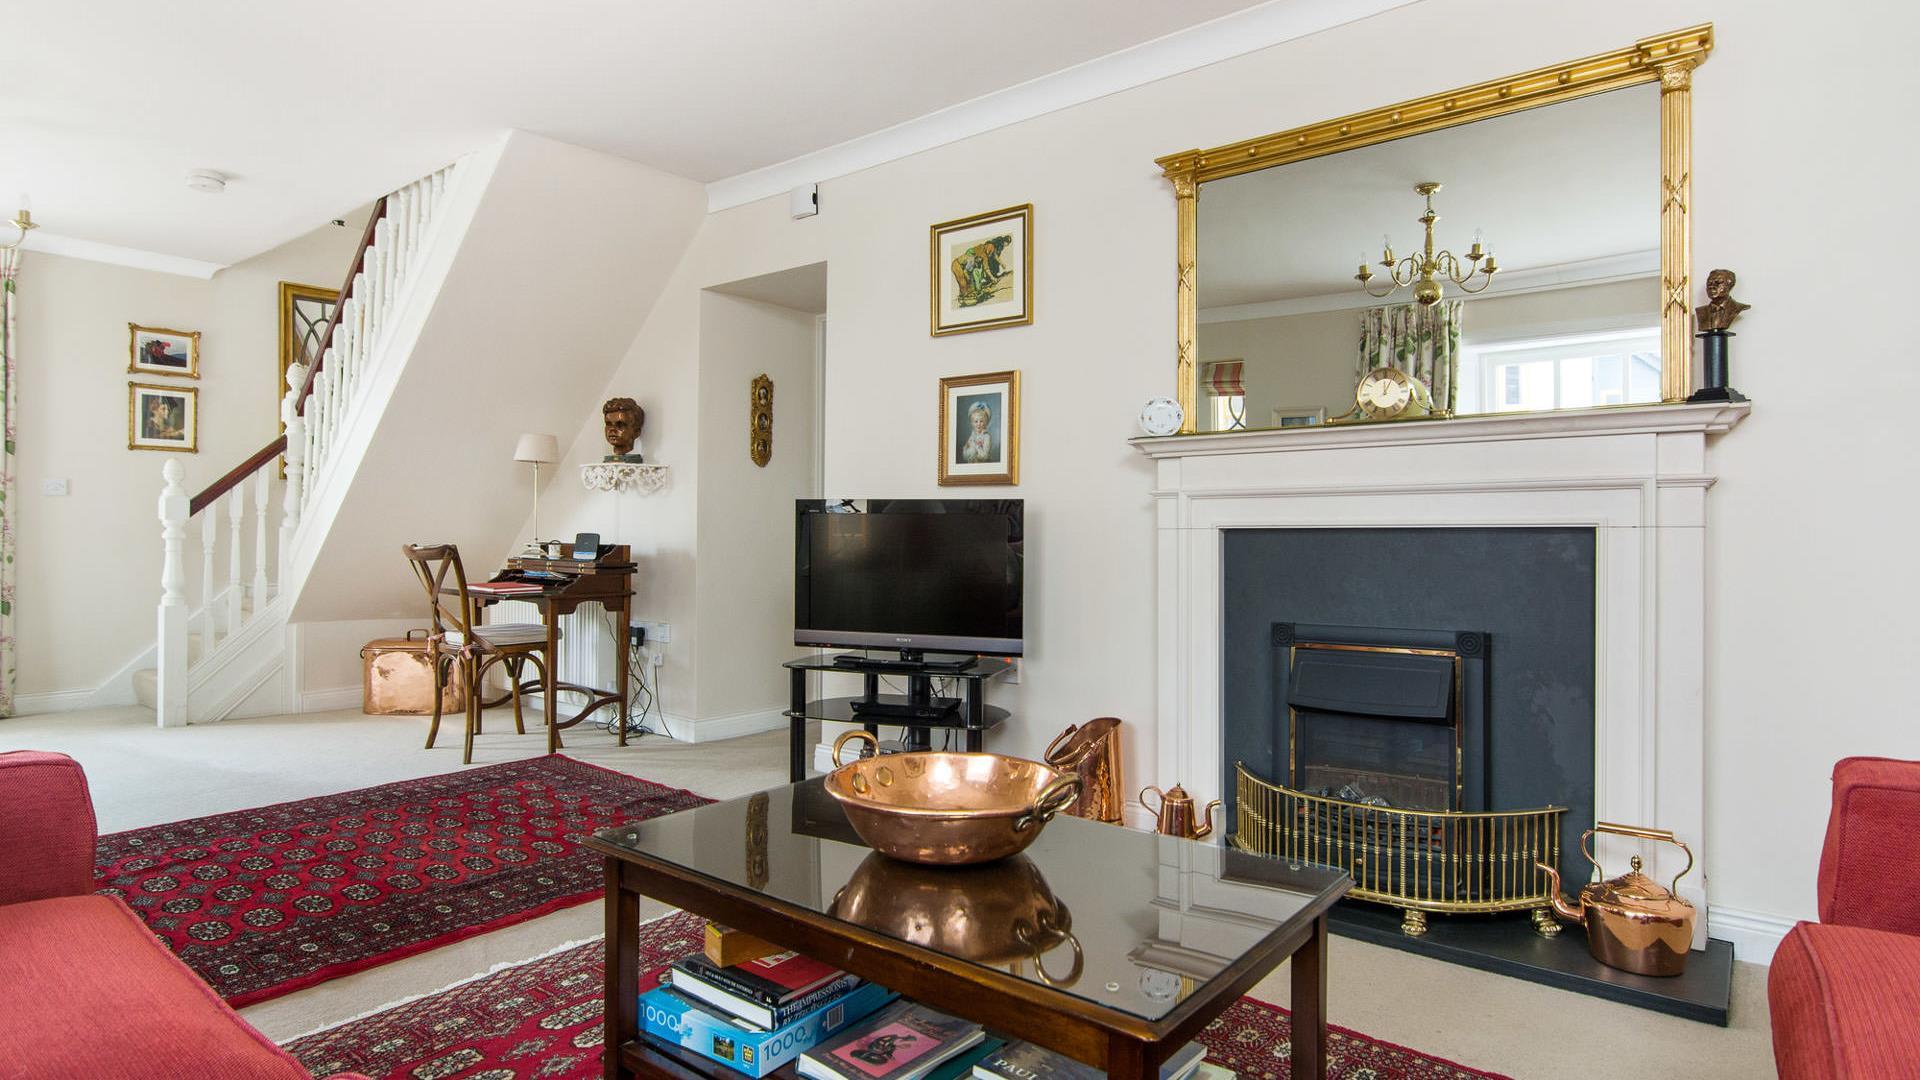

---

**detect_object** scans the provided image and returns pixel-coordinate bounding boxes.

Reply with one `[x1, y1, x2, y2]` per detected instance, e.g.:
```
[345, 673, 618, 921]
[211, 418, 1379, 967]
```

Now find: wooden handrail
[187, 194, 389, 515]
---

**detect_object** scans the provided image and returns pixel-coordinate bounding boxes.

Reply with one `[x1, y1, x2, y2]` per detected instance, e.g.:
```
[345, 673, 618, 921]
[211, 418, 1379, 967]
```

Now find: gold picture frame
[278, 282, 336, 476]
[128, 323, 200, 378]
[129, 382, 198, 453]
[930, 204, 1033, 336]
[938, 370, 1020, 486]
[1156, 24, 1713, 431]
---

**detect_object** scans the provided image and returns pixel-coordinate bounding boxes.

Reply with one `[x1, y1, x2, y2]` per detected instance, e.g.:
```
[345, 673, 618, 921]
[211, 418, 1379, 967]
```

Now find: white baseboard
[670, 706, 787, 744]
[1708, 905, 1798, 966]
[300, 685, 367, 713]
[10, 688, 96, 716]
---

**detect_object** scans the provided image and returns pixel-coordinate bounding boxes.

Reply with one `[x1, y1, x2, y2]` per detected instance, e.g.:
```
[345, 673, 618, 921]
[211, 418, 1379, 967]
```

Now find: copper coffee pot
[1043, 718, 1124, 825]
[1140, 783, 1220, 840]
[1536, 822, 1696, 977]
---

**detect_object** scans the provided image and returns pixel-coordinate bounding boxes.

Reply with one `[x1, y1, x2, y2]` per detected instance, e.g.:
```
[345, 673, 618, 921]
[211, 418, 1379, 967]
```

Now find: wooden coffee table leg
[1291, 914, 1328, 1080]
[1105, 1035, 1151, 1079]
[604, 859, 639, 1080]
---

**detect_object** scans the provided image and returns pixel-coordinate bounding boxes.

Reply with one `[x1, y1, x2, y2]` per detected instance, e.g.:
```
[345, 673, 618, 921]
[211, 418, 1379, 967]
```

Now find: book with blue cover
[641, 979, 897, 1077]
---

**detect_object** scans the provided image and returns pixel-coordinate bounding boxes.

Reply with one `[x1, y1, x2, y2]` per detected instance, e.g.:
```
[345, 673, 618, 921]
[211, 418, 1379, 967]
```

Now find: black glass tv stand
[782, 653, 1013, 781]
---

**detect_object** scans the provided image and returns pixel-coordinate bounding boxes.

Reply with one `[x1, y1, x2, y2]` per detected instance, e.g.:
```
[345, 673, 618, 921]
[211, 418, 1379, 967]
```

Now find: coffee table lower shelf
[620, 1035, 801, 1079]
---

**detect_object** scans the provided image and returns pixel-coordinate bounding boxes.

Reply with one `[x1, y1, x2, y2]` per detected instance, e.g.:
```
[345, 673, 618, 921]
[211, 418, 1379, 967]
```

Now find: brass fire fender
[1232, 763, 1567, 938]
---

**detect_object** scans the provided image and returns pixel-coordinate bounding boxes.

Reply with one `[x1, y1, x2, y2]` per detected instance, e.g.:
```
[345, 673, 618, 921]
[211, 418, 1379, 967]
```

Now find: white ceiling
[1197, 84, 1660, 310]
[3, 0, 1305, 269]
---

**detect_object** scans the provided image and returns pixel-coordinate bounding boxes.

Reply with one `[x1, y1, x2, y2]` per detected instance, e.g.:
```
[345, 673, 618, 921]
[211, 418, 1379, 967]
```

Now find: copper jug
[1536, 822, 1696, 977]
[1140, 783, 1220, 840]
[1043, 718, 1124, 825]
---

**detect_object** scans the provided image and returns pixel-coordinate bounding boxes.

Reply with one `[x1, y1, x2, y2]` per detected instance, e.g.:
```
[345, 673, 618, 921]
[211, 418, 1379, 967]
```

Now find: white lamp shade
[513, 433, 560, 464]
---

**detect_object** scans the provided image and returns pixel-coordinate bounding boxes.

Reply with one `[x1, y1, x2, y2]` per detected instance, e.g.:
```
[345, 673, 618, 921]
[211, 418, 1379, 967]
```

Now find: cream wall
[14, 218, 363, 702]
[545, 0, 1916, 931]
[693, 291, 818, 721]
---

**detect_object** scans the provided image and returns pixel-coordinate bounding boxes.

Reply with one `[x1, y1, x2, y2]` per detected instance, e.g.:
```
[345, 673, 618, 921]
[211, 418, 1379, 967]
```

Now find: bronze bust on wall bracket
[602, 397, 645, 462]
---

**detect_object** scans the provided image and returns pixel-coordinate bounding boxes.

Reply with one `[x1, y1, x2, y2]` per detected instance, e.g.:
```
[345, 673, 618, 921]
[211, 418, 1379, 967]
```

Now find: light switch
[40, 478, 69, 496]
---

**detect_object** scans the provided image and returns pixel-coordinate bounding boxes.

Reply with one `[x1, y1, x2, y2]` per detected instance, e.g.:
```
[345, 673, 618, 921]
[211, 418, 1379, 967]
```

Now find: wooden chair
[402, 543, 555, 764]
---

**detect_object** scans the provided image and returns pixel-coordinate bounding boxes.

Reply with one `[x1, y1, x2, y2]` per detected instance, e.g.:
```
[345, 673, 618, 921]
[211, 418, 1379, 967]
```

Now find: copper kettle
[1140, 783, 1220, 840]
[1536, 822, 1696, 977]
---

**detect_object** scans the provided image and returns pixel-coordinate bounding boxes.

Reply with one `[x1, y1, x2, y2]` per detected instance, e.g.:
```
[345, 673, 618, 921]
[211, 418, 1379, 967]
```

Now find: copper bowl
[830, 852, 1082, 985]
[825, 731, 1082, 866]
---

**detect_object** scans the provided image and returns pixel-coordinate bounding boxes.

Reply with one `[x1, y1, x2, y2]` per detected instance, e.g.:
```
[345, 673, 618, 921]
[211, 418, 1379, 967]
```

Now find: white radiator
[487, 600, 624, 720]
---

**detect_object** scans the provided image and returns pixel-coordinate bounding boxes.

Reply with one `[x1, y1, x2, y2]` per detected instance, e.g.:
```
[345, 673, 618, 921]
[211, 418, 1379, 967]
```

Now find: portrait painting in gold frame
[938, 370, 1019, 486]
[129, 382, 198, 453]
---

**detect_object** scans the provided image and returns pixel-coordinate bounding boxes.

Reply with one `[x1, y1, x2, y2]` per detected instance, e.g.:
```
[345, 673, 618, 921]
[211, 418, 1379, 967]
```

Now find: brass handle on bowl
[1015, 912, 1083, 988]
[832, 729, 880, 768]
[1015, 776, 1083, 833]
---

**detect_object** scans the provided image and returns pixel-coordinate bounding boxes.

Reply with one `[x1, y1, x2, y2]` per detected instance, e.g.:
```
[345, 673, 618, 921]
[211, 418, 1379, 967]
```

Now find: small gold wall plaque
[749, 374, 773, 467]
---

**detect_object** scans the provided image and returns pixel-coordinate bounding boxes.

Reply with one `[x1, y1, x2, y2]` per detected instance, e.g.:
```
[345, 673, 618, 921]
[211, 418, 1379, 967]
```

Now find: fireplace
[1134, 403, 1748, 1015]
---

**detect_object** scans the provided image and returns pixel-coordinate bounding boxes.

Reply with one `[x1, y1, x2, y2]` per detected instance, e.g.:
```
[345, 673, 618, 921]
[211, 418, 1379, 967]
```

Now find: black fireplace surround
[1222, 526, 1596, 885]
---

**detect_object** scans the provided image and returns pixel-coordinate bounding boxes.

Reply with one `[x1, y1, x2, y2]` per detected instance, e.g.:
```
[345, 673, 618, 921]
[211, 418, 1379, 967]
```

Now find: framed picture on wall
[1270, 405, 1327, 428]
[129, 382, 198, 453]
[127, 324, 200, 378]
[929, 204, 1032, 336]
[938, 370, 1019, 486]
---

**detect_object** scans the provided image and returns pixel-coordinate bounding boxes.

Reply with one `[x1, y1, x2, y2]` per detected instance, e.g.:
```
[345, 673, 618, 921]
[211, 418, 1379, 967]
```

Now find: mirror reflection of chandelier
[1354, 182, 1498, 306]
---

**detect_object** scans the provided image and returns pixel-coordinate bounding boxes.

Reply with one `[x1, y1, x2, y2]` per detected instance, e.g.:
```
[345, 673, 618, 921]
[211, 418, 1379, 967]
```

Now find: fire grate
[1232, 762, 1567, 937]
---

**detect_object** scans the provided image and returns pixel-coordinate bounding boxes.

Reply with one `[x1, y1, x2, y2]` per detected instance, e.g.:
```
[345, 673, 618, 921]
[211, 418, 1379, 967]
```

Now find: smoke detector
[186, 171, 227, 194]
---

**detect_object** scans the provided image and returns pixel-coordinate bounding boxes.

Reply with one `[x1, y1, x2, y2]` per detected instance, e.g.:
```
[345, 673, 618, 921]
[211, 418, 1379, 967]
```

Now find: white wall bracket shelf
[580, 462, 668, 494]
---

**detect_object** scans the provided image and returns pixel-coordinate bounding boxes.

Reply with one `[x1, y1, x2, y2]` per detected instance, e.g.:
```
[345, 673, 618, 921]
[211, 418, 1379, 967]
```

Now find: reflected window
[1210, 393, 1248, 431]
[1458, 327, 1660, 414]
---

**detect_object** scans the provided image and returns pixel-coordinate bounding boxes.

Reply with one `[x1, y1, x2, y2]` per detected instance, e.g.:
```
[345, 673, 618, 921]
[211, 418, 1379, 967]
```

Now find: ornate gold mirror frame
[1156, 25, 1713, 433]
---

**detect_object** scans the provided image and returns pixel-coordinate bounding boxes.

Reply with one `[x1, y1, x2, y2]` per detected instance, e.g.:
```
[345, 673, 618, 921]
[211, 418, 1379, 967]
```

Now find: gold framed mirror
[1157, 25, 1713, 434]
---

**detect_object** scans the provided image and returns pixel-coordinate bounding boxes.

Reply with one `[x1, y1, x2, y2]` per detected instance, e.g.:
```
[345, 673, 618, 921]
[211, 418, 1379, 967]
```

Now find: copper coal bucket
[1042, 717, 1124, 825]
[830, 852, 1082, 986]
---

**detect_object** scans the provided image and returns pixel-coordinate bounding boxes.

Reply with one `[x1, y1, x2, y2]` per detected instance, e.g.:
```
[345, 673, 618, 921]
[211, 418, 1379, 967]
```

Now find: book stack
[798, 1002, 994, 1080]
[465, 580, 545, 595]
[972, 1039, 1217, 1080]
[641, 946, 896, 1077]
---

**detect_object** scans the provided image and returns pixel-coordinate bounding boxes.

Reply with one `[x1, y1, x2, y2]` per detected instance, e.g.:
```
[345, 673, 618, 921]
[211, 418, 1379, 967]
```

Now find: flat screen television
[794, 499, 1023, 657]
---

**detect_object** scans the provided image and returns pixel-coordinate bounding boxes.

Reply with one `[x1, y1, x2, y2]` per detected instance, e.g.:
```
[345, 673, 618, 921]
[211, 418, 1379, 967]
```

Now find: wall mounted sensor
[789, 183, 818, 220]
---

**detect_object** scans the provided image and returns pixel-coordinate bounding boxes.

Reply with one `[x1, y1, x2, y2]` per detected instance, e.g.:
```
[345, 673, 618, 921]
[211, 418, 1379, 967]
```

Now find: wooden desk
[466, 551, 636, 753]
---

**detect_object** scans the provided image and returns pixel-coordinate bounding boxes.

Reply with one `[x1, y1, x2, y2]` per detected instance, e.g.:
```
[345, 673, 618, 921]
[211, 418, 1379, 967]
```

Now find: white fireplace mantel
[1132, 401, 1749, 946]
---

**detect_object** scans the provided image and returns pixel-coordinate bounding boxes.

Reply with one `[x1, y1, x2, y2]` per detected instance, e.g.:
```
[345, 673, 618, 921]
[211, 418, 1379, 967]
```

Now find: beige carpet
[1, 705, 1778, 1077]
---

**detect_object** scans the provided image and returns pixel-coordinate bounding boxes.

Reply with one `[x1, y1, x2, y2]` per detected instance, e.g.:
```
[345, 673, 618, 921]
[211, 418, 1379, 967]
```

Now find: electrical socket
[648, 648, 665, 668]
[635, 620, 671, 644]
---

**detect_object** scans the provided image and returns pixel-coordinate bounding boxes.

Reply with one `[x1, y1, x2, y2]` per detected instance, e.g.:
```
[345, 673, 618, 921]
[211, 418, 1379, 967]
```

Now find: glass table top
[592, 779, 1348, 1023]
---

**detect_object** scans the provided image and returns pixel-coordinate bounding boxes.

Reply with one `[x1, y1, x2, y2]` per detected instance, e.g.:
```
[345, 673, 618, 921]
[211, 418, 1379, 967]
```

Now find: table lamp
[513, 433, 560, 543]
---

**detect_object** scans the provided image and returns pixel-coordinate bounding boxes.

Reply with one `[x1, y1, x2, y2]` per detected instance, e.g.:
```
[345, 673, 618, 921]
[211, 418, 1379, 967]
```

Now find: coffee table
[584, 780, 1349, 1079]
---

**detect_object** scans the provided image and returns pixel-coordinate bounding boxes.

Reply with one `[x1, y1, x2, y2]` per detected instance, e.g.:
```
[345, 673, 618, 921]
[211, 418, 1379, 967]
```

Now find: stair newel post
[252, 467, 271, 602]
[157, 460, 189, 728]
[199, 507, 217, 642]
[226, 484, 247, 632]
[282, 362, 307, 556]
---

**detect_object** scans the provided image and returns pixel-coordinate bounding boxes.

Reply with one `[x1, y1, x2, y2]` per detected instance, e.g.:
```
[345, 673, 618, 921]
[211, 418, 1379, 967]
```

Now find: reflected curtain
[0, 249, 16, 715]
[1357, 301, 1462, 413]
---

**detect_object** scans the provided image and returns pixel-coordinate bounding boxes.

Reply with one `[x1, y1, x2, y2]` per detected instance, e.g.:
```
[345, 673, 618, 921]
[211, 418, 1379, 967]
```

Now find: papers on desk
[467, 581, 546, 595]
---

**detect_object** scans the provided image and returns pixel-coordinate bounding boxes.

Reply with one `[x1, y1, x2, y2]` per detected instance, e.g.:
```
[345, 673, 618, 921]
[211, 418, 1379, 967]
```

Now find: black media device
[794, 498, 1023, 664]
[572, 532, 601, 561]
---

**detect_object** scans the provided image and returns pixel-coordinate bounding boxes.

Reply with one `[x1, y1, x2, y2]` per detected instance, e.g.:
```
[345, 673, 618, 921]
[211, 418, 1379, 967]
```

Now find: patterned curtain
[1357, 300, 1463, 413]
[0, 249, 16, 715]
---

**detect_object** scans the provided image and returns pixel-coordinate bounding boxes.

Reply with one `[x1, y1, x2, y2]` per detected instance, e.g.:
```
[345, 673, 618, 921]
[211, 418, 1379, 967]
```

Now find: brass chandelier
[1355, 182, 1498, 306]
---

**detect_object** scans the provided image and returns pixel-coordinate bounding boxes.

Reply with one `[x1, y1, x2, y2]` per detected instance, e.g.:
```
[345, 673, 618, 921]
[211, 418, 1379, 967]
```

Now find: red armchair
[1770, 756, 1920, 1078]
[0, 751, 362, 1080]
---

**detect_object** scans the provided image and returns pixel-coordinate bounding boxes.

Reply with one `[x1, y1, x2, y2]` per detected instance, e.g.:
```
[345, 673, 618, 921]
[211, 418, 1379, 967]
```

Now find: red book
[669, 951, 860, 1030]
[468, 581, 544, 594]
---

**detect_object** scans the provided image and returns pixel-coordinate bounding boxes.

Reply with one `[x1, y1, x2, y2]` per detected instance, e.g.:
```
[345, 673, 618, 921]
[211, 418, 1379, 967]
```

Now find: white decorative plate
[1138, 396, 1184, 437]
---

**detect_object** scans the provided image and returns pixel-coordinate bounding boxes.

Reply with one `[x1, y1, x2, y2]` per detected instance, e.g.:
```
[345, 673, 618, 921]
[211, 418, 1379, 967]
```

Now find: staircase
[146, 165, 463, 726]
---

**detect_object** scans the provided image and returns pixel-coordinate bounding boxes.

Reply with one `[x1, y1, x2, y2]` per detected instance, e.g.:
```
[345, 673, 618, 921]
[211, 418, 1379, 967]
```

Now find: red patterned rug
[285, 911, 1508, 1079]
[95, 755, 710, 1007]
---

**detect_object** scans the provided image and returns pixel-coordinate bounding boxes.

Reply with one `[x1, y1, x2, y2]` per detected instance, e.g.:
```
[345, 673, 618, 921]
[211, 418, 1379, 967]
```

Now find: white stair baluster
[282, 363, 307, 556]
[199, 508, 217, 642]
[252, 468, 271, 602]
[226, 486, 246, 631]
[156, 461, 189, 727]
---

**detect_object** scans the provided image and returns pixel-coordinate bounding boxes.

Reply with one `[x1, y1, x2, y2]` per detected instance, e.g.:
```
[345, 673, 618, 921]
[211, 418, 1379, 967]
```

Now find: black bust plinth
[1688, 329, 1747, 403]
[602, 452, 646, 464]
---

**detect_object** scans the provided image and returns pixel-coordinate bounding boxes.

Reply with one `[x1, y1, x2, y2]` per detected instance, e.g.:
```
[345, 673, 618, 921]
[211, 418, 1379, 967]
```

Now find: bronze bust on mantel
[1152, 24, 1715, 436]
[601, 396, 645, 462]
